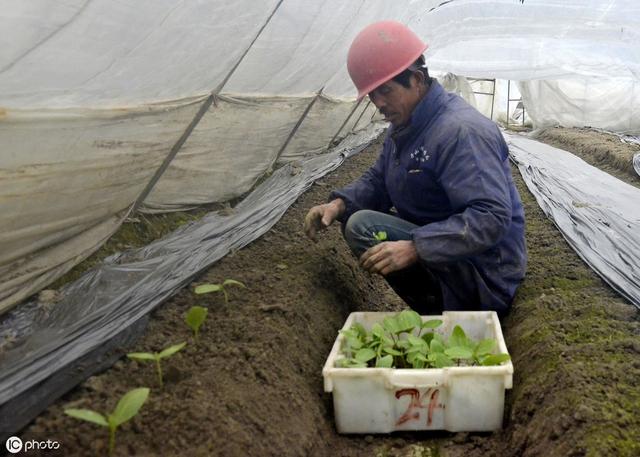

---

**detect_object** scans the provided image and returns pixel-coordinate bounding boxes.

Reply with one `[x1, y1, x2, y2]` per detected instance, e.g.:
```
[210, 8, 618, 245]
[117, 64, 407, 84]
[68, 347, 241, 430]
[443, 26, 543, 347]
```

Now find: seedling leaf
[422, 333, 435, 345]
[65, 409, 108, 427]
[408, 334, 427, 347]
[127, 353, 156, 361]
[382, 316, 400, 334]
[397, 310, 422, 331]
[372, 231, 388, 242]
[345, 335, 363, 351]
[376, 354, 393, 368]
[475, 339, 496, 357]
[159, 342, 186, 358]
[338, 358, 367, 368]
[444, 346, 474, 360]
[481, 353, 511, 366]
[382, 346, 402, 356]
[433, 352, 455, 368]
[222, 279, 246, 288]
[339, 328, 357, 338]
[351, 322, 367, 339]
[421, 319, 443, 329]
[414, 353, 429, 362]
[381, 335, 395, 347]
[185, 306, 208, 341]
[194, 284, 222, 294]
[355, 348, 377, 363]
[110, 388, 150, 427]
[449, 325, 471, 349]
[371, 323, 385, 338]
[430, 338, 446, 354]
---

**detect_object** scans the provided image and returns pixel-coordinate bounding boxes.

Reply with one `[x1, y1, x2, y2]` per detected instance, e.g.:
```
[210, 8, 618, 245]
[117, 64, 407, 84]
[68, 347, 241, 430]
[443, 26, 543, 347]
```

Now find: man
[304, 21, 526, 315]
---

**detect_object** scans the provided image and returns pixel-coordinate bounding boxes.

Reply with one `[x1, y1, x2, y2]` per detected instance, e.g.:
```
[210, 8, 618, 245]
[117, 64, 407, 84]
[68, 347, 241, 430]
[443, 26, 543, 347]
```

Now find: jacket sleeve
[329, 149, 392, 223]
[412, 125, 513, 264]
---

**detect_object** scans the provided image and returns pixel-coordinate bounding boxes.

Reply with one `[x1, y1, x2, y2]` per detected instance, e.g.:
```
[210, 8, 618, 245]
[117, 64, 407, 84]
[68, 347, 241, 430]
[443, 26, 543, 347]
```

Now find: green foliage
[127, 342, 186, 387]
[372, 231, 388, 243]
[194, 279, 246, 303]
[185, 306, 208, 342]
[337, 310, 510, 369]
[65, 387, 149, 456]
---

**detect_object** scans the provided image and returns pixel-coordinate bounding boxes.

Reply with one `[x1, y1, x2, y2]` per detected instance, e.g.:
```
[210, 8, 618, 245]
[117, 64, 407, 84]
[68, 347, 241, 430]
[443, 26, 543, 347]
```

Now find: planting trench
[19, 129, 640, 457]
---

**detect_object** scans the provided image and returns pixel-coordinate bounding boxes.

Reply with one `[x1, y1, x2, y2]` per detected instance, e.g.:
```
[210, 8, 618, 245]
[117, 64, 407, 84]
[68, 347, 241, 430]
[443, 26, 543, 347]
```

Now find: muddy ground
[20, 128, 640, 457]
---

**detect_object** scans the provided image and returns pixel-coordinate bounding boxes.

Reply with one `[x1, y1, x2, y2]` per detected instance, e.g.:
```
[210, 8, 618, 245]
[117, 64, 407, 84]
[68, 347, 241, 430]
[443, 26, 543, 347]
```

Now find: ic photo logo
[5, 436, 22, 453]
[5, 436, 61, 454]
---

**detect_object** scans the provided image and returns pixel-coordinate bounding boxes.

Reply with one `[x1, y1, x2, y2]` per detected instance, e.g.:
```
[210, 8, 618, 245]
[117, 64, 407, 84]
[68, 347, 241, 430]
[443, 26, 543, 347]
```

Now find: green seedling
[194, 279, 246, 304]
[337, 309, 510, 369]
[185, 306, 208, 342]
[127, 342, 186, 387]
[372, 231, 388, 243]
[65, 387, 149, 456]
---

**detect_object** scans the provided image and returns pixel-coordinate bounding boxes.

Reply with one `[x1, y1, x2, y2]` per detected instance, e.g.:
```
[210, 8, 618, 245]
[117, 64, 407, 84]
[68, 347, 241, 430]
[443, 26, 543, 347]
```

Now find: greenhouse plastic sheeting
[411, 0, 640, 82]
[3, 0, 640, 315]
[142, 95, 312, 212]
[519, 79, 640, 133]
[4, 0, 638, 108]
[276, 97, 361, 165]
[506, 133, 640, 310]
[0, 99, 204, 314]
[0, 123, 386, 438]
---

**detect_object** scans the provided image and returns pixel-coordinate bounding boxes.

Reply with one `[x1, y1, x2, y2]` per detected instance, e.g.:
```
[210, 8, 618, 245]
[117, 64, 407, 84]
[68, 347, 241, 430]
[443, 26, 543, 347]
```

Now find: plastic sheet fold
[506, 133, 640, 310]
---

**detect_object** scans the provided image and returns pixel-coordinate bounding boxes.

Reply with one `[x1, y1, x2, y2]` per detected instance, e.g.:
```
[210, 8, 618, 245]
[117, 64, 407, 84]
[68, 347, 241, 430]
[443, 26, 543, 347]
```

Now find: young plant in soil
[185, 306, 208, 342]
[127, 342, 186, 387]
[337, 309, 510, 369]
[65, 387, 150, 456]
[194, 279, 246, 304]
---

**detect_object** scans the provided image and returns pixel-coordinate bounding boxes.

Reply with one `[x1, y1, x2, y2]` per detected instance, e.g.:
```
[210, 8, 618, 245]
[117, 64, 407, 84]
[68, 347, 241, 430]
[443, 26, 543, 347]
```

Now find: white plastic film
[0, 0, 279, 108]
[225, 0, 413, 98]
[276, 97, 359, 165]
[0, 100, 203, 313]
[142, 95, 311, 212]
[519, 79, 640, 133]
[410, 0, 640, 81]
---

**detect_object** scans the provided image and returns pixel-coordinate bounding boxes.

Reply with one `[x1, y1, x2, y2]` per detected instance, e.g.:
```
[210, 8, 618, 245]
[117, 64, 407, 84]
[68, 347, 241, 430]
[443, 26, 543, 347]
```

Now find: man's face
[368, 75, 423, 127]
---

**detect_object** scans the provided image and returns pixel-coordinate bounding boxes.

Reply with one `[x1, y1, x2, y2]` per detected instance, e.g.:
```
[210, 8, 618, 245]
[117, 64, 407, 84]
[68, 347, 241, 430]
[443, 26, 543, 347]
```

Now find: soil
[532, 127, 640, 188]
[19, 129, 640, 457]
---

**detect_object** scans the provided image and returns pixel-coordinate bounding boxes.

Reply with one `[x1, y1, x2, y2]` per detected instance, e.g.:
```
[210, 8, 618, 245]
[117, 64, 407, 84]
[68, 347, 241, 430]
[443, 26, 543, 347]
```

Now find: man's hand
[360, 240, 419, 275]
[304, 199, 345, 241]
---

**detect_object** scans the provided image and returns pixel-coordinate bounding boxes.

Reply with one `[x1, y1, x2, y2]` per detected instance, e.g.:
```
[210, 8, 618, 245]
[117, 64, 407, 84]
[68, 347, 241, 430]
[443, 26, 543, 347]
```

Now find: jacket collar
[389, 80, 445, 147]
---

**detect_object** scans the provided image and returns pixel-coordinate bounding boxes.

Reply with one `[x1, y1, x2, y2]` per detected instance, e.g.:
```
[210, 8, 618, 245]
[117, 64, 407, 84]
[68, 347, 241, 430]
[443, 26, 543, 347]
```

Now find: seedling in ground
[337, 309, 510, 369]
[195, 279, 246, 304]
[185, 306, 208, 342]
[65, 387, 149, 456]
[127, 342, 186, 387]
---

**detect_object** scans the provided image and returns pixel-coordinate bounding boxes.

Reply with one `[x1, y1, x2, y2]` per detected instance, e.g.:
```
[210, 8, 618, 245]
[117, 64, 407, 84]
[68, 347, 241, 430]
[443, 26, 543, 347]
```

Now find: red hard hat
[347, 21, 428, 100]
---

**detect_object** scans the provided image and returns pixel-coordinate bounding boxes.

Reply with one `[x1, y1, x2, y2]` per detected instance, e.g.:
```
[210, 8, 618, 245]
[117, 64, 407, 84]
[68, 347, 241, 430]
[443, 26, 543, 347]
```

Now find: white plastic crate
[322, 311, 513, 433]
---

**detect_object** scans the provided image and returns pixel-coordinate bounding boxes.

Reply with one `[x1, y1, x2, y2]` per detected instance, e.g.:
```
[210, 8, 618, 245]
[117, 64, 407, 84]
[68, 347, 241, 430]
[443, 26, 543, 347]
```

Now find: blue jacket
[330, 81, 527, 313]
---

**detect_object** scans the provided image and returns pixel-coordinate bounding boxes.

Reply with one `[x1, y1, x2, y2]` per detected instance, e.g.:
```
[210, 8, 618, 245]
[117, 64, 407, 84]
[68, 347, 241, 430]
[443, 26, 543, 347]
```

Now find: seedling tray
[322, 311, 513, 433]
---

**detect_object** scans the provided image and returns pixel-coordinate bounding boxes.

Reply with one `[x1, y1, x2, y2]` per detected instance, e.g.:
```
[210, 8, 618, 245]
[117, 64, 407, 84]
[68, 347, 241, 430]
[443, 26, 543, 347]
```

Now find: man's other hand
[360, 240, 418, 275]
[303, 199, 345, 241]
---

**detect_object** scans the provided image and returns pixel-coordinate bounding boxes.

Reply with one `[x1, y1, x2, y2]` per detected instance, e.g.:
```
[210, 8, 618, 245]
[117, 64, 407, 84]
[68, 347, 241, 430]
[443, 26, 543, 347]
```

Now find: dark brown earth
[20, 129, 640, 457]
[533, 127, 640, 188]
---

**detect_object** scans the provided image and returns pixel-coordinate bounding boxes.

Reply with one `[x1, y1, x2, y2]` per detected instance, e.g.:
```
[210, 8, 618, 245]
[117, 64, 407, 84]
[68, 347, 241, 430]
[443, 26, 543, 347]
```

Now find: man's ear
[411, 70, 426, 88]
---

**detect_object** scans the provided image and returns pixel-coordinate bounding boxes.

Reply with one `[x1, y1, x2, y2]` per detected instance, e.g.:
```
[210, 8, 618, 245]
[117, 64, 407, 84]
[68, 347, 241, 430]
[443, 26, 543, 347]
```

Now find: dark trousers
[343, 210, 443, 315]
